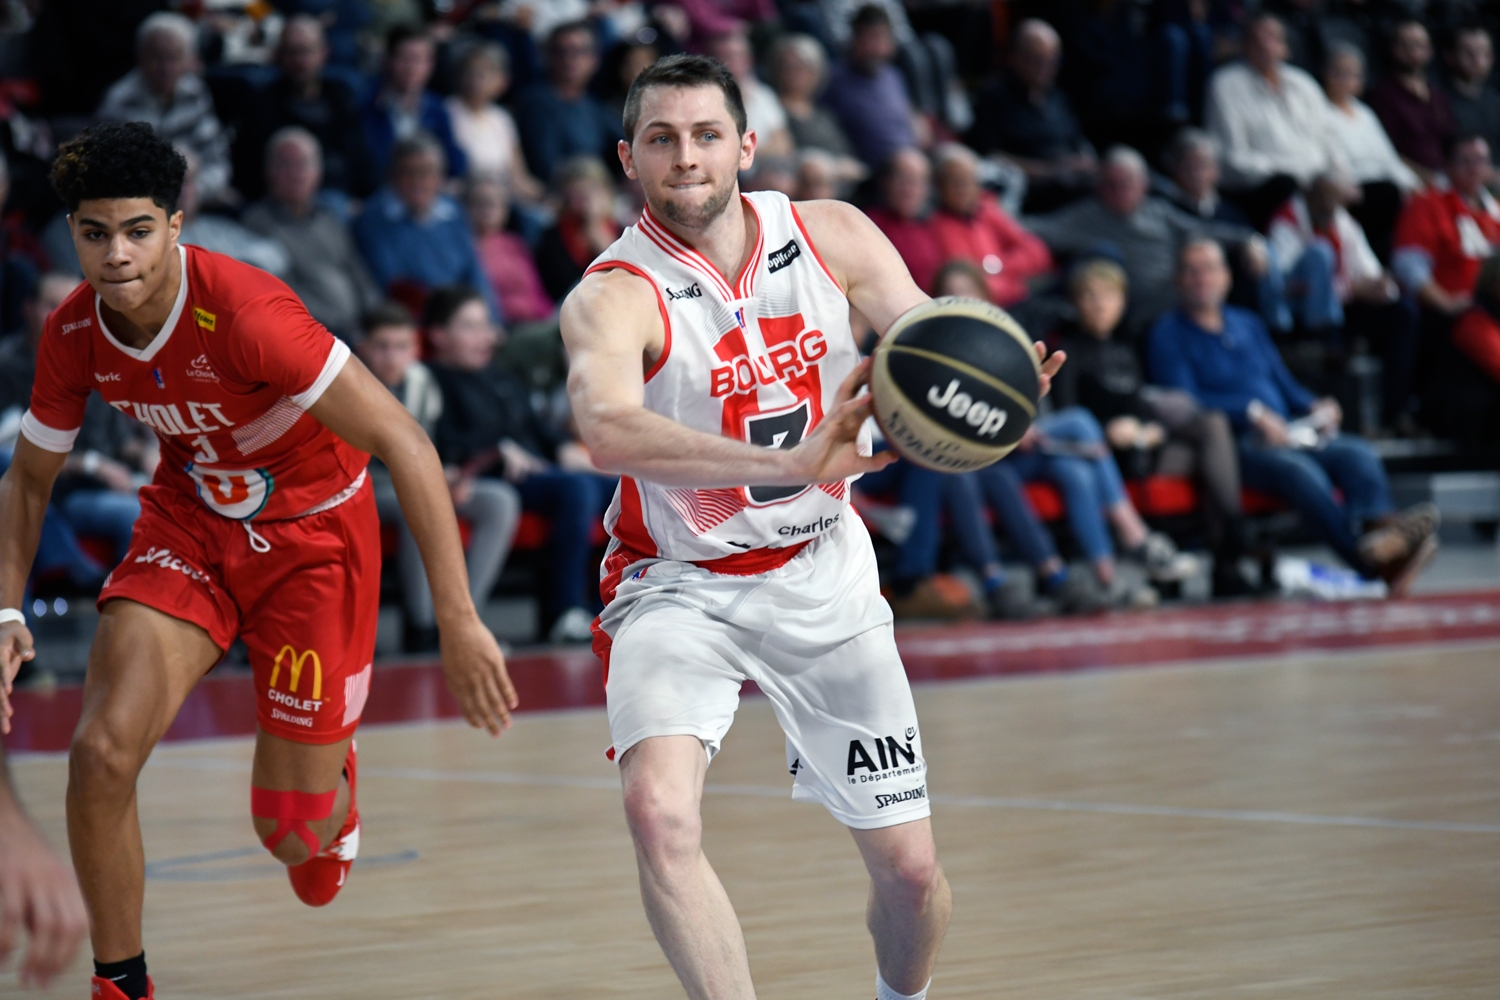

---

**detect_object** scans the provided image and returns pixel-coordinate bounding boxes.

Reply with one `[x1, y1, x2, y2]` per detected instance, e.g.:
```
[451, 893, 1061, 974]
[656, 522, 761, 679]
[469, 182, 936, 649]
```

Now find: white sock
[876, 972, 930, 1000]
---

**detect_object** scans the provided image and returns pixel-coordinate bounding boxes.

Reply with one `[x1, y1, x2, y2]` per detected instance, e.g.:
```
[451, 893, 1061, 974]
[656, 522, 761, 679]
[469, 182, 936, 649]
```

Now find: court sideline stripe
[140, 758, 1500, 836]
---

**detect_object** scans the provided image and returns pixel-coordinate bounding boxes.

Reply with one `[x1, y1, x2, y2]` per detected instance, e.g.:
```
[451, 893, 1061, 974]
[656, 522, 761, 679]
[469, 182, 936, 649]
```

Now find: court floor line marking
[142, 758, 1500, 836]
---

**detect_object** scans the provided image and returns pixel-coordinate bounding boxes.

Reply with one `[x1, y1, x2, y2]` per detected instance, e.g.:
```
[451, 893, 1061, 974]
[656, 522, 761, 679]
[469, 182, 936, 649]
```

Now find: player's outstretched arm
[562, 269, 892, 487]
[0, 742, 89, 988]
[309, 357, 519, 736]
[0, 440, 67, 734]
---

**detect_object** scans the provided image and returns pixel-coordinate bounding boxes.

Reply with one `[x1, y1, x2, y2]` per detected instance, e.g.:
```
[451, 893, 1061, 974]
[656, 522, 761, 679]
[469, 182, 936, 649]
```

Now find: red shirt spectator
[1451, 306, 1500, 382]
[465, 175, 554, 324]
[1392, 183, 1500, 297]
[865, 148, 944, 293]
[929, 144, 1052, 307]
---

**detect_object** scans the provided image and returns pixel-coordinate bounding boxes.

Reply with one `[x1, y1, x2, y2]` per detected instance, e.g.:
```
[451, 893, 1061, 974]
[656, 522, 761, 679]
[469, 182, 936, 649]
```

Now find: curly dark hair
[49, 121, 187, 215]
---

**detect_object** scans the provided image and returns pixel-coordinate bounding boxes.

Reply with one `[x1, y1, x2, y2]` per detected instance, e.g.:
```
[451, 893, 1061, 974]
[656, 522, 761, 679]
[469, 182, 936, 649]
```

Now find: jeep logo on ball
[926, 379, 1008, 438]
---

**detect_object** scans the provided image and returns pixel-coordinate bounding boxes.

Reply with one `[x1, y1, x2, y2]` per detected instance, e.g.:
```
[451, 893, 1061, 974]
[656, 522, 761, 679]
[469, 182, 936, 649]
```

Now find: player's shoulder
[184, 243, 297, 316]
[564, 263, 663, 321]
[40, 277, 98, 347]
[788, 197, 868, 237]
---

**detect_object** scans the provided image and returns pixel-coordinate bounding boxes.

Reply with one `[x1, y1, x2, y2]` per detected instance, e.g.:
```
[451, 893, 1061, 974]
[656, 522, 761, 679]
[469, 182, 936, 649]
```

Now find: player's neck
[99, 245, 183, 349]
[656, 193, 757, 292]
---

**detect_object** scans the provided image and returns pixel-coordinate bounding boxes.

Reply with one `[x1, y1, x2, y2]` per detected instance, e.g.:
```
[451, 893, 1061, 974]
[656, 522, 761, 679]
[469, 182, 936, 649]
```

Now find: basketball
[870, 296, 1041, 472]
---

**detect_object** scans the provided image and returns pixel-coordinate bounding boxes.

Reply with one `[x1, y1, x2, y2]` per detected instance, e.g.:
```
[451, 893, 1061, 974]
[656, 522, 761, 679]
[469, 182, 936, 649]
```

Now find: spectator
[1028, 146, 1269, 338]
[707, 26, 794, 159]
[865, 147, 943, 294]
[465, 174, 554, 325]
[356, 301, 521, 653]
[1205, 12, 1347, 228]
[242, 128, 382, 341]
[239, 14, 376, 201]
[0, 152, 37, 334]
[1164, 129, 1249, 227]
[176, 150, 291, 277]
[362, 25, 467, 181]
[769, 33, 864, 185]
[795, 149, 841, 201]
[424, 285, 614, 643]
[1148, 238, 1440, 595]
[354, 134, 500, 318]
[1322, 42, 1420, 264]
[535, 156, 621, 302]
[514, 21, 623, 184]
[598, 40, 660, 121]
[928, 142, 1052, 308]
[968, 18, 1097, 214]
[745, 155, 798, 197]
[96, 12, 234, 205]
[673, 0, 779, 45]
[824, 5, 920, 170]
[1430, 253, 1500, 450]
[447, 42, 545, 204]
[1051, 258, 1253, 596]
[1368, 20, 1454, 187]
[1441, 25, 1500, 156]
[1391, 134, 1500, 423]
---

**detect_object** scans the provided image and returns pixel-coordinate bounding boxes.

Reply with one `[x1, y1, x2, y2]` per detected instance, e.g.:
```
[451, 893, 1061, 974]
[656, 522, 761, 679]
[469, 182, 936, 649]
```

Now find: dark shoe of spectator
[985, 577, 1049, 621]
[1130, 531, 1203, 584]
[1104, 576, 1160, 609]
[1211, 559, 1259, 599]
[403, 623, 441, 655]
[887, 576, 983, 621]
[1359, 502, 1442, 597]
[549, 607, 596, 644]
[1040, 570, 1106, 616]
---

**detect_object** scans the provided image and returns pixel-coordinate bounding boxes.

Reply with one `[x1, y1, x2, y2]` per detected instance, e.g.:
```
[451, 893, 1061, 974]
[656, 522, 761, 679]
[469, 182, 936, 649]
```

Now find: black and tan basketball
[870, 296, 1040, 472]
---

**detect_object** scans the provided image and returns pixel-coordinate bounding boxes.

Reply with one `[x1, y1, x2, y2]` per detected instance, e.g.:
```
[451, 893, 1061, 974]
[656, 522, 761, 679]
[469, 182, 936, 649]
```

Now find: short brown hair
[1069, 258, 1128, 299]
[622, 53, 746, 141]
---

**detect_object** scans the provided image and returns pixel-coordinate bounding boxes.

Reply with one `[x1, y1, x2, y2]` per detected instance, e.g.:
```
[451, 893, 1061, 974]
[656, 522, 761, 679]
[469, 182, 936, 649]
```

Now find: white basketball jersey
[586, 190, 866, 567]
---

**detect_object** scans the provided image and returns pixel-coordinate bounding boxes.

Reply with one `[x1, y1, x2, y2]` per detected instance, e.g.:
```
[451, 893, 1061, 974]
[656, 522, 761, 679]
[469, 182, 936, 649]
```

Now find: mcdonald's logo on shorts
[267, 645, 323, 713]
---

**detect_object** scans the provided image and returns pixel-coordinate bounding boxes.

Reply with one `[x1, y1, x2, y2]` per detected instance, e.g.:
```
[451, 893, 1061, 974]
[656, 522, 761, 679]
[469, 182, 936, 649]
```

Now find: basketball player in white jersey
[562, 55, 1061, 1000]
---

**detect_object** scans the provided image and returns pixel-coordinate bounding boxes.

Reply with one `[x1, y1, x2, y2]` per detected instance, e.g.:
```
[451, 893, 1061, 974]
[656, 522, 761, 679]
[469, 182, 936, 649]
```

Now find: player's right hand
[785, 358, 896, 484]
[439, 614, 519, 737]
[0, 622, 35, 736]
[0, 808, 89, 988]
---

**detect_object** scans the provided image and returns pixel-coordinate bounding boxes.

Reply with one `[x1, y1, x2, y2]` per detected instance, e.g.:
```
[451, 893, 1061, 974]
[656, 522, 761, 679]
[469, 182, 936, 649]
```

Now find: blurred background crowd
[0, 0, 1497, 655]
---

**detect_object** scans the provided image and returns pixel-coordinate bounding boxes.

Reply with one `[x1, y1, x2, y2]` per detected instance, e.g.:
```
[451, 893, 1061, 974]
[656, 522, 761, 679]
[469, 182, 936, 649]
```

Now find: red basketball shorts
[99, 478, 381, 744]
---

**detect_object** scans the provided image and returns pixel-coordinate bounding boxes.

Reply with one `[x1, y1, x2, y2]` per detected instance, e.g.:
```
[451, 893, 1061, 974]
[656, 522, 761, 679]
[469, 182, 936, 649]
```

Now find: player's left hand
[439, 614, 519, 737]
[1035, 342, 1066, 398]
[0, 622, 35, 736]
[0, 809, 89, 988]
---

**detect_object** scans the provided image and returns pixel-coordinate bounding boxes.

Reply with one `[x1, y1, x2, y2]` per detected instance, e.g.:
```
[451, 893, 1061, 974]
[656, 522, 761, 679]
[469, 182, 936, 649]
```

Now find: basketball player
[563, 56, 1063, 1000]
[0, 122, 515, 999]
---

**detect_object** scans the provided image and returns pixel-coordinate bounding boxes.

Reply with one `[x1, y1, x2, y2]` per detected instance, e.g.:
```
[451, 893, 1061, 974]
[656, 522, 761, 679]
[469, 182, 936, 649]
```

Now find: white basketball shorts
[598, 515, 931, 830]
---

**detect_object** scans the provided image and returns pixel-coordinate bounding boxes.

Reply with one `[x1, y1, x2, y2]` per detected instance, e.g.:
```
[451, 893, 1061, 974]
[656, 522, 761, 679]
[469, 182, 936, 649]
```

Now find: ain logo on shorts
[846, 731, 925, 784]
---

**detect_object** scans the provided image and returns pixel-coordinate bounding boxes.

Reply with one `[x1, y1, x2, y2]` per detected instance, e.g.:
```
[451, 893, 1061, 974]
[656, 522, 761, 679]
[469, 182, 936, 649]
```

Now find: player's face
[70, 198, 182, 316]
[621, 85, 755, 231]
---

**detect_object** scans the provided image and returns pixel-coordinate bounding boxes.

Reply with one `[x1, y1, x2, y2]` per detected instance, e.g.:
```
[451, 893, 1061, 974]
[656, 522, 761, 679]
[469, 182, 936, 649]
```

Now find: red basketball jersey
[23, 244, 366, 521]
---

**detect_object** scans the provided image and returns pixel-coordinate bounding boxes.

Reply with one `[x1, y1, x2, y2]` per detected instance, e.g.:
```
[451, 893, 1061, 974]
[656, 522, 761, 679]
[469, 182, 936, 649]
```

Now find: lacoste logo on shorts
[874, 786, 927, 809]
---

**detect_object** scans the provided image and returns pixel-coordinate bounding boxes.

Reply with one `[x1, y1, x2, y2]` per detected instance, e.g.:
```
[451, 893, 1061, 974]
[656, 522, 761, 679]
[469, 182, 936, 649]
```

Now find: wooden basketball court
[8, 622, 1498, 998]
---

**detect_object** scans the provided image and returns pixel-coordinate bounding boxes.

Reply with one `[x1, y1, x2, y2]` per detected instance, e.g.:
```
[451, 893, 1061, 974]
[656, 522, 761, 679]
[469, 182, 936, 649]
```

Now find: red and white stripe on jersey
[585, 190, 865, 569]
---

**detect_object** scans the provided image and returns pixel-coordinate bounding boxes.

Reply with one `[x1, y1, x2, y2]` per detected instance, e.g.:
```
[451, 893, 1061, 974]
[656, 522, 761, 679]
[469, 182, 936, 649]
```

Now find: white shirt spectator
[1206, 61, 1349, 189]
[1268, 194, 1382, 302]
[1326, 98, 1422, 192]
[97, 70, 233, 203]
[740, 78, 788, 143]
[445, 95, 523, 183]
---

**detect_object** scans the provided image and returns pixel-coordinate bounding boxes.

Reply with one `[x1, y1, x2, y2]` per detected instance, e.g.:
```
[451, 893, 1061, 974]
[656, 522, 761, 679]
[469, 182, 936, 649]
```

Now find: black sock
[95, 952, 148, 999]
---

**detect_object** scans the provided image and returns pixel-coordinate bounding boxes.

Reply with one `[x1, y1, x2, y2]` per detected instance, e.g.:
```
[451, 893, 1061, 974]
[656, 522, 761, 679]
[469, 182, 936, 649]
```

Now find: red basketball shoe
[91, 976, 154, 999]
[287, 739, 360, 907]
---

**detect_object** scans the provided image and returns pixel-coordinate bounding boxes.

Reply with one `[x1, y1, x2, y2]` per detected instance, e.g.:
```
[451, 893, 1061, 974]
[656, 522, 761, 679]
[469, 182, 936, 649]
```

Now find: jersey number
[745, 400, 810, 504]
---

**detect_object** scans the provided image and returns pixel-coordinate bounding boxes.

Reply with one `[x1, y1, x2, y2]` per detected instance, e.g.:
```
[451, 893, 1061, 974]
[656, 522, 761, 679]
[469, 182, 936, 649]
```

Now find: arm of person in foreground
[0, 742, 89, 989]
[0, 440, 67, 734]
[561, 267, 896, 488]
[309, 357, 517, 736]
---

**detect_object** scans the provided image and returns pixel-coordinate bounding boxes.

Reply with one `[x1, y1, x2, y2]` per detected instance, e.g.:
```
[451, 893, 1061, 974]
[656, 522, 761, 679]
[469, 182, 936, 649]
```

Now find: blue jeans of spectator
[859, 459, 947, 581]
[1157, 19, 1213, 119]
[0, 450, 104, 591]
[1004, 408, 1126, 562]
[1238, 434, 1395, 574]
[60, 490, 140, 567]
[1264, 238, 1343, 334]
[516, 470, 616, 620]
[971, 462, 1062, 569]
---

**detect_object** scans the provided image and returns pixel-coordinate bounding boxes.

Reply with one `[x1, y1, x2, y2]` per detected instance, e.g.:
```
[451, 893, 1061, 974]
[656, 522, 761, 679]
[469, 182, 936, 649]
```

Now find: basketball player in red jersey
[564, 57, 1062, 1000]
[0, 123, 515, 999]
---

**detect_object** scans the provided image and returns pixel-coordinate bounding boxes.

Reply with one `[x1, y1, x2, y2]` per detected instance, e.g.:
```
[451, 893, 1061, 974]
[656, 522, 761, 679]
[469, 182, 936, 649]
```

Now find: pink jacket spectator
[476, 231, 555, 324]
[865, 207, 945, 295]
[928, 194, 1053, 306]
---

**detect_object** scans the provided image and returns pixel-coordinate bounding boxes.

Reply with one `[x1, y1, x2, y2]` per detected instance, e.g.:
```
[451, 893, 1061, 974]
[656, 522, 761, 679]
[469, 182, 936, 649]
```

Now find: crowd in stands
[0, 0, 1492, 645]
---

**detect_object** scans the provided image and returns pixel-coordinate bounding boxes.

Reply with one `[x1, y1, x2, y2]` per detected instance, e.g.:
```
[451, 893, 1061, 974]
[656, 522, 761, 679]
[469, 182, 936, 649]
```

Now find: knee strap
[251, 787, 337, 856]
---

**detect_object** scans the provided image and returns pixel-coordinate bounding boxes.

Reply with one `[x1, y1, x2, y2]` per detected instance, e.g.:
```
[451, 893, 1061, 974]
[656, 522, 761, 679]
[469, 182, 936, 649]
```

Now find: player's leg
[619, 735, 756, 1000]
[850, 819, 951, 999]
[249, 731, 352, 867]
[67, 600, 221, 965]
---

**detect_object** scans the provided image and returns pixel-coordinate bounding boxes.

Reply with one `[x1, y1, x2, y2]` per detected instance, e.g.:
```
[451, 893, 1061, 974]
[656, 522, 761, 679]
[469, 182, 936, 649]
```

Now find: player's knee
[251, 787, 336, 867]
[622, 783, 702, 865]
[874, 840, 942, 904]
[69, 719, 145, 792]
